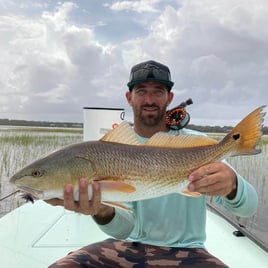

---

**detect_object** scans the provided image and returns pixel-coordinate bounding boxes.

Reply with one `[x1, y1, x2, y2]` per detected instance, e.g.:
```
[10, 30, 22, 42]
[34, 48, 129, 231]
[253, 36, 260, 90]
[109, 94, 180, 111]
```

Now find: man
[48, 60, 258, 267]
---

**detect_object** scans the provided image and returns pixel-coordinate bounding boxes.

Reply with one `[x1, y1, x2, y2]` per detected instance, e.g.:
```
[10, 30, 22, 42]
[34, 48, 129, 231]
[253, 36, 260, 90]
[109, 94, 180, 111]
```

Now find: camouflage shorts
[48, 238, 229, 268]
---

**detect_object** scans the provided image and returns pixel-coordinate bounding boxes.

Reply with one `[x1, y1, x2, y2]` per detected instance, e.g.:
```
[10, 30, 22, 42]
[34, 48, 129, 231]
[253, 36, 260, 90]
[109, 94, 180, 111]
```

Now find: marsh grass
[260, 135, 268, 146]
[207, 134, 268, 249]
[4, 126, 82, 133]
[0, 127, 83, 216]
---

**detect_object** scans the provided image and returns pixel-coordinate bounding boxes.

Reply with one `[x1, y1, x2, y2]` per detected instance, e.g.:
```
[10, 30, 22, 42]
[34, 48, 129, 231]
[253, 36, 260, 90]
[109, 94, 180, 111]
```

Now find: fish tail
[221, 105, 266, 155]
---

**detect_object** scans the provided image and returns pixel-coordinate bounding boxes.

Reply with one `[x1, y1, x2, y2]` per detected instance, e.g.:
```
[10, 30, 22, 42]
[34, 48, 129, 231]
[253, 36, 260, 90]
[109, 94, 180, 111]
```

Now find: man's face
[126, 81, 173, 127]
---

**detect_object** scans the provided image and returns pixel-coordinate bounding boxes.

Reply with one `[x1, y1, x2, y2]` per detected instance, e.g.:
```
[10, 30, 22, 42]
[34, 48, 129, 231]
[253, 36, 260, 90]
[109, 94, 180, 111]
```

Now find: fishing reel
[166, 98, 193, 130]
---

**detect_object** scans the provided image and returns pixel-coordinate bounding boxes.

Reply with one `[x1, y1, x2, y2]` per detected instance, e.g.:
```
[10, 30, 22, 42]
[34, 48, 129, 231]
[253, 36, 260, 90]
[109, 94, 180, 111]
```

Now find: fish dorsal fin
[144, 133, 218, 148]
[100, 121, 141, 145]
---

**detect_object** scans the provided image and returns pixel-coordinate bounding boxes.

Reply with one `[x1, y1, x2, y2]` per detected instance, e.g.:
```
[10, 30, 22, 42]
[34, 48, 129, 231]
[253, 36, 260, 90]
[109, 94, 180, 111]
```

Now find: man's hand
[188, 162, 237, 199]
[45, 178, 115, 224]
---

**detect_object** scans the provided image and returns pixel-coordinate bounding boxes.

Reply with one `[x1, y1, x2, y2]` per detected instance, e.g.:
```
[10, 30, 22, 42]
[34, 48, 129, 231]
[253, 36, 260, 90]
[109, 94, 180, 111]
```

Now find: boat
[0, 107, 267, 267]
[0, 200, 267, 267]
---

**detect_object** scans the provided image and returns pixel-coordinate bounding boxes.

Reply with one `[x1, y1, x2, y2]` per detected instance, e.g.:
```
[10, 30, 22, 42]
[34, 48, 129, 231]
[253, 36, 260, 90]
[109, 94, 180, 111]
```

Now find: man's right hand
[45, 178, 115, 225]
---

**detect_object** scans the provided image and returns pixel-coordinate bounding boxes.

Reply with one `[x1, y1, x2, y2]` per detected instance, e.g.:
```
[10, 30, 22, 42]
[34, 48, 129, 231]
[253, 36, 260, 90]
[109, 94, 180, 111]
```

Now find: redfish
[10, 106, 266, 208]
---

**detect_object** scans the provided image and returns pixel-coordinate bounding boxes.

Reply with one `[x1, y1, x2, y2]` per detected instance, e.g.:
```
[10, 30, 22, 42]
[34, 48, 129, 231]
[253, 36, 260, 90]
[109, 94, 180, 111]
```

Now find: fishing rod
[0, 190, 20, 202]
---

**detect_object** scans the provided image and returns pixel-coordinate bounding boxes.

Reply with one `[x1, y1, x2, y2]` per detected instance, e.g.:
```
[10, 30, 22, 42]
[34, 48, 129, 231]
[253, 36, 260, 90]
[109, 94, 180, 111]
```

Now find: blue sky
[0, 0, 267, 126]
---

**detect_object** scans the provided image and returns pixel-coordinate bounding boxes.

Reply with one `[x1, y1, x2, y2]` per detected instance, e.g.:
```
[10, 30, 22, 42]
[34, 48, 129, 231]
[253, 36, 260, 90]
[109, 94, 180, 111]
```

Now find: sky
[0, 0, 267, 126]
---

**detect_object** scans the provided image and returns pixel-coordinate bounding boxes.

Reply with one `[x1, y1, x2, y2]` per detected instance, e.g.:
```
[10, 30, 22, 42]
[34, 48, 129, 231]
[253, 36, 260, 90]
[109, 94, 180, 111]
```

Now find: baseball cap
[127, 60, 174, 91]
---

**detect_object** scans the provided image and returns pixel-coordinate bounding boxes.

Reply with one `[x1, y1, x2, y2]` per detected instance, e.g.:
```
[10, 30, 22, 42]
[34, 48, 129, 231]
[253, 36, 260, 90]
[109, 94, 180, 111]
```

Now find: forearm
[93, 206, 115, 225]
[215, 173, 258, 217]
[225, 175, 238, 200]
[94, 205, 135, 240]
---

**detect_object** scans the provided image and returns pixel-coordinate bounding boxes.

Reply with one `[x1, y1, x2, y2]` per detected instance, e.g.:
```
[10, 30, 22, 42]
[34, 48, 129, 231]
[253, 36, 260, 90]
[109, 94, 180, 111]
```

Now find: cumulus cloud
[0, 2, 127, 121]
[0, 0, 267, 126]
[107, 0, 160, 13]
[120, 0, 268, 125]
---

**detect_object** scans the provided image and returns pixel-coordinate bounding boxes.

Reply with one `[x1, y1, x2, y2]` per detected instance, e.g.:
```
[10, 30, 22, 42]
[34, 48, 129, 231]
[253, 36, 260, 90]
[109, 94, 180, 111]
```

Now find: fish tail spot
[225, 105, 266, 155]
[232, 133, 240, 141]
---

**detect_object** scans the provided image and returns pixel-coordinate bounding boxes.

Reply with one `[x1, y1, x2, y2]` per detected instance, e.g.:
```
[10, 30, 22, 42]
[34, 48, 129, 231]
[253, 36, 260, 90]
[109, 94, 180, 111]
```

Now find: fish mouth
[17, 186, 43, 203]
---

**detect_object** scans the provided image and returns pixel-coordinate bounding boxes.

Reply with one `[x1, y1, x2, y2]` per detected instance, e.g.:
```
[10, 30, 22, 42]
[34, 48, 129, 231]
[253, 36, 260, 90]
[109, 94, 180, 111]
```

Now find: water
[0, 127, 267, 251]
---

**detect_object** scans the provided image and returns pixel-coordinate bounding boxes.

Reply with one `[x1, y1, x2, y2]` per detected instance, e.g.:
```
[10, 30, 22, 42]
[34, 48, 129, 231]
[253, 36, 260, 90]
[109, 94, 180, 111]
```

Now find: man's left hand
[188, 162, 237, 199]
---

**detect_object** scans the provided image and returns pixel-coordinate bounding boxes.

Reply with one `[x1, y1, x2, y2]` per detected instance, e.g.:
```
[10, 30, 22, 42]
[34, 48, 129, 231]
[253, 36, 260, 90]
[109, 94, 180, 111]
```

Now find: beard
[133, 104, 167, 127]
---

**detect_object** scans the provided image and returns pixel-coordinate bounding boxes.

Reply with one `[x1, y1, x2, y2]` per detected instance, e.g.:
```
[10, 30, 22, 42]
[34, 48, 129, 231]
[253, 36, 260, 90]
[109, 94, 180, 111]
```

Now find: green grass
[6, 127, 83, 134]
[261, 136, 268, 145]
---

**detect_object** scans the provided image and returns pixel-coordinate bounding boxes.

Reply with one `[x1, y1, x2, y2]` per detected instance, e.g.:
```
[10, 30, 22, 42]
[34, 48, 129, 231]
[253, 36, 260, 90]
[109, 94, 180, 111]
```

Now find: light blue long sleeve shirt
[98, 128, 258, 248]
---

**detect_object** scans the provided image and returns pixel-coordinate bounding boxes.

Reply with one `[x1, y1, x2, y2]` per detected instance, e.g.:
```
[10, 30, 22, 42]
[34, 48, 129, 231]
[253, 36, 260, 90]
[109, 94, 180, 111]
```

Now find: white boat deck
[0, 200, 267, 268]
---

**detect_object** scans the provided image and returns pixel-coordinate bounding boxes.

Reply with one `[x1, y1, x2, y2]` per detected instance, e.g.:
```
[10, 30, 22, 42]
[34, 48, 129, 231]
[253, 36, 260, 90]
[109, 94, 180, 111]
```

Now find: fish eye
[32, 170, 43, 177]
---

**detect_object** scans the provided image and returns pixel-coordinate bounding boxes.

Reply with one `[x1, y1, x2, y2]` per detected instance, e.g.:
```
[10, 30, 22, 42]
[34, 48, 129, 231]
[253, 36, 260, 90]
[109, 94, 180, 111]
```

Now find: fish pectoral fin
[97, 179, 136, 193]
[181, 188, 202, 198]
[100, 121, 141, 146]
[144, 133, 218, 148]
[102, 201, 130, 211]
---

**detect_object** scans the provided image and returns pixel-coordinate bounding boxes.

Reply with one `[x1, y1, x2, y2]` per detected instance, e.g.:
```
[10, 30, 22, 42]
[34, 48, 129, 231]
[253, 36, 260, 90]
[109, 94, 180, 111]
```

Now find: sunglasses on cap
[127, 61, 174, 91]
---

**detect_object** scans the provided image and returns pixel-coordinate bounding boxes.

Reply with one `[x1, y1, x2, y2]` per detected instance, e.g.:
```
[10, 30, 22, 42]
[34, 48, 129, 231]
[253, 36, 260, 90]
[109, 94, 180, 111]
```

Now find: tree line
[0, 118, 267, 134]
[187, 124, 268, 135]
[0, 118, 82, 128]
